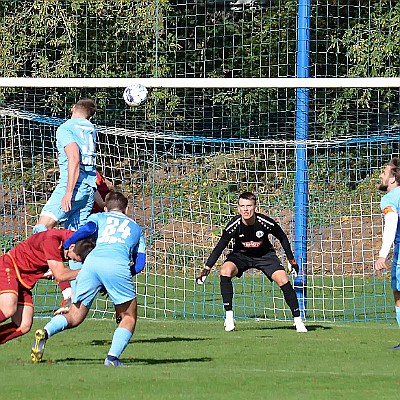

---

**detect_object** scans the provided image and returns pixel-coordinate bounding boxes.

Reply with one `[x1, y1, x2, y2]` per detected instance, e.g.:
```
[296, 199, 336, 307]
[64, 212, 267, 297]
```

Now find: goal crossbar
[1, 77, 400, 88]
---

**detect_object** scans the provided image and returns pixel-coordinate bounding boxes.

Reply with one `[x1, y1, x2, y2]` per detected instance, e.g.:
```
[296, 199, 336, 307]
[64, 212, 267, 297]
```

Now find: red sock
[58, 281, 71, 292]
[0, 310, 7, 323]
[0, 322, 23, 344]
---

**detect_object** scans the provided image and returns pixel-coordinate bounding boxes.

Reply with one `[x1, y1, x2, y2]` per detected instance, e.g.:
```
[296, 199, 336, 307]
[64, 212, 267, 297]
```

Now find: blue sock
[33, 224, 47, 234]
[108, 327, 132, 358]
[396, 306, 400, 328]
[44, 314, 68, 338]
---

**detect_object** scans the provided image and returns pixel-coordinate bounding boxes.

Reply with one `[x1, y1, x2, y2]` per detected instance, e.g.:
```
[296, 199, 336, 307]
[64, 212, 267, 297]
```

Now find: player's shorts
[40, 183, 95, 231]
[225, 251, 285, 281]
[391, 244, 400, 292]
[73, 255, 136, 308]
[0, 255, 33, 307]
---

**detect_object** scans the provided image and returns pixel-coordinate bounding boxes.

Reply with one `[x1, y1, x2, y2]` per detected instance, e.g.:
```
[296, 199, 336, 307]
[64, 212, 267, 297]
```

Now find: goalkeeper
[196, 191, 307, 333]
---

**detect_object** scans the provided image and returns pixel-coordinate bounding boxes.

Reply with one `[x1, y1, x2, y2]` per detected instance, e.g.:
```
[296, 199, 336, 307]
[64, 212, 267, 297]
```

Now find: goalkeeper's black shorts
[225, 251, 285, 281]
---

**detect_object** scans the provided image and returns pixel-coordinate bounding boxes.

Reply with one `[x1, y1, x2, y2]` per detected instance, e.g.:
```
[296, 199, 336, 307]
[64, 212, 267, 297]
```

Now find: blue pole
[294, 0, 310, 319]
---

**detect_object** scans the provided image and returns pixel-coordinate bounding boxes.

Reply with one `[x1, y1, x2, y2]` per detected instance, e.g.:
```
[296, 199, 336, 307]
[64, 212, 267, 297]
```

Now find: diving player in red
[0, 230, 95, 344]
[196, 191, 307, 333]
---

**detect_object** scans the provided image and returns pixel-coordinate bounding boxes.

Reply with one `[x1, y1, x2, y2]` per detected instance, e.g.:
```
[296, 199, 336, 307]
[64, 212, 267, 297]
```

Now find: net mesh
[1, 0, 400, 322]
[0, 102, 396, 322]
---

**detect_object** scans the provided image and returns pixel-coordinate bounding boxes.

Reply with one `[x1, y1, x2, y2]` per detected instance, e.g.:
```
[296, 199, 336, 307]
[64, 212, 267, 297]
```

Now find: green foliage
[321, 1, 400, 137]
[2, 1, 400, 139]
[0, 0, 171, 78]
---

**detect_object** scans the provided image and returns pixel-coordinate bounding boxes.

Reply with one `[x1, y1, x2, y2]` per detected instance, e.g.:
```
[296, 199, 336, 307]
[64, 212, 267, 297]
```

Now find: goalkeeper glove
[196, 268, 211, 285]
[287, 259, 299, 277]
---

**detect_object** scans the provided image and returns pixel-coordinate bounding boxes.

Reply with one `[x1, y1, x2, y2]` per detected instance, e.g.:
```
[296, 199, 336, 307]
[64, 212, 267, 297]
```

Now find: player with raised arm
[375, 157, 400, 349]
[196, 191, 307, 333]
[0, 230, 95, 345]
[33, 98, 97, 310]
[31, 191, 146, 367]
[33, 98, 97, 234]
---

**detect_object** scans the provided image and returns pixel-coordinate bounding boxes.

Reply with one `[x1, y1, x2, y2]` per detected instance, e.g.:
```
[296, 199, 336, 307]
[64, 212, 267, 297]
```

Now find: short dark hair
[388, 158, 400, 185]
[75, 98, 97, 118]
[105, 191, 128, 212]
[238, 191, 257, 204]
[74, 238, 96, 262]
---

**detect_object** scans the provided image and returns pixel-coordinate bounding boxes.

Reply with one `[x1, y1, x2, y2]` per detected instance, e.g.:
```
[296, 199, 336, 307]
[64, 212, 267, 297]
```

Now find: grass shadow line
[91, 336, 209, 346]
[54, 356, 213, 366]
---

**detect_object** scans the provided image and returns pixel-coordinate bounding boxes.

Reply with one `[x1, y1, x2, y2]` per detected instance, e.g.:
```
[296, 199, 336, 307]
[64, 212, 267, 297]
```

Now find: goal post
[0, 78, 398, 323]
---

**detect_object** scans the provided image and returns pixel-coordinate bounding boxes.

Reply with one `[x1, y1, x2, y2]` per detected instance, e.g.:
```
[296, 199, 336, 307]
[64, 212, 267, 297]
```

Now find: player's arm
[62, 142, 80, 212]
[47, 259, 80, 282]
[196, 233, 230, 285]
[375, 207, 398, 271]
[271, 221, 299, 275]
[94, 190, 106, 210]
[130, 232, 146, 275]
[63, 221, 98, 249]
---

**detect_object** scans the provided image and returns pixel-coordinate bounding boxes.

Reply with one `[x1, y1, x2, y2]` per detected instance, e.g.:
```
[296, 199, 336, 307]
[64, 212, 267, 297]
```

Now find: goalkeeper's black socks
[280, 281, 301, 318]
[220, 275, 233, 311]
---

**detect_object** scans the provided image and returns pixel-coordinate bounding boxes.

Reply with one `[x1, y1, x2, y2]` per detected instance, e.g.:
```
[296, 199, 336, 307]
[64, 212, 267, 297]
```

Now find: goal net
[0, 78, 398, 323]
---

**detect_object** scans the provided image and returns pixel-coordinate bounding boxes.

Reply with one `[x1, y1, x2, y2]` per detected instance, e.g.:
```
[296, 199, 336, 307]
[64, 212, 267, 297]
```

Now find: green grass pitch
[1, 318, 399, 400]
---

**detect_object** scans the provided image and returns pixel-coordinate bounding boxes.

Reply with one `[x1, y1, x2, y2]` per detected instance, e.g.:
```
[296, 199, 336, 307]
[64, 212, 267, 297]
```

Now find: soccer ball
[123, 83, 148, 106]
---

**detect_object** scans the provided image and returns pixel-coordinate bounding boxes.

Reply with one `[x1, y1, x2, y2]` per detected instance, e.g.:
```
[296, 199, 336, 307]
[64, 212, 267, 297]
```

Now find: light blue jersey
[74, 211, 146, 307]
[37, 117, 97, 230]
[57, 118, 97, 188]
[380, 186, 400, 244]
[381, 186, 400, 291]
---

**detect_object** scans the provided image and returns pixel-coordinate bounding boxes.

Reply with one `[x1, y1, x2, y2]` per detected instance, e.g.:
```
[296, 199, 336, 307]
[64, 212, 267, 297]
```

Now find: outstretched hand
[287, 260, 299, 277]
[196, 268, 211, 285]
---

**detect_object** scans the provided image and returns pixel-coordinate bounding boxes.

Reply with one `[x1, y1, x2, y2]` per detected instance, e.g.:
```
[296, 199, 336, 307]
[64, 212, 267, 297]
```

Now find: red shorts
[0, 255, 33, 307]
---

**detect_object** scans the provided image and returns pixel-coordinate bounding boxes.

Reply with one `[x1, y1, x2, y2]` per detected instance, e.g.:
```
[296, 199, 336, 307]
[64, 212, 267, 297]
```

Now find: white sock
[225, 310, 234, 319]
[395, 306, 400, 328]
[62, 287, 72, 300]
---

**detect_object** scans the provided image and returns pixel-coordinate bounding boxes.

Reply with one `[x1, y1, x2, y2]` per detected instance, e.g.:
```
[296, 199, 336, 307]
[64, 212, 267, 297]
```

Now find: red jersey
[92, 170, 111, 214]
[7, 229, 74, 290]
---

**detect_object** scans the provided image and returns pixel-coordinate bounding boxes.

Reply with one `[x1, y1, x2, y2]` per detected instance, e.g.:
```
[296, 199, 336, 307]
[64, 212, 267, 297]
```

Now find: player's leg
[0, 287, 34, 344]
[104, 298, 137, 367]
[0, 303, 34, 344]
[31, 265, 97, 363]
[99, 263, 137, 366]
[394, 291, 400, 327]
[220, 256, 242, 332]
[62, 187, 95, 294]
[0, 256, 20, 323]
[32, 185, 66, 233]
[0, 292, 18, 322]
[390, 247, 400, 349]
[31, 302, 90, 363]
[33, 215, 57, 233]
[270, 268, 307, 333]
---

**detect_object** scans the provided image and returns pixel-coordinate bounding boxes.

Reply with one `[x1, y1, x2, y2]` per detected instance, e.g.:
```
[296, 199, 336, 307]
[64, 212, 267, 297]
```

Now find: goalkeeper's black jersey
[205, 213, 294, 268]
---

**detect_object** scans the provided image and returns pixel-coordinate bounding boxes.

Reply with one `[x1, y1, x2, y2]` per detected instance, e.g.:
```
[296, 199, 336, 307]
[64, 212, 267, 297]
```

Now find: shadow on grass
[54, 356, 212, 366]
[241, 324, 332, 332]
[91, 336, 209, 346]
